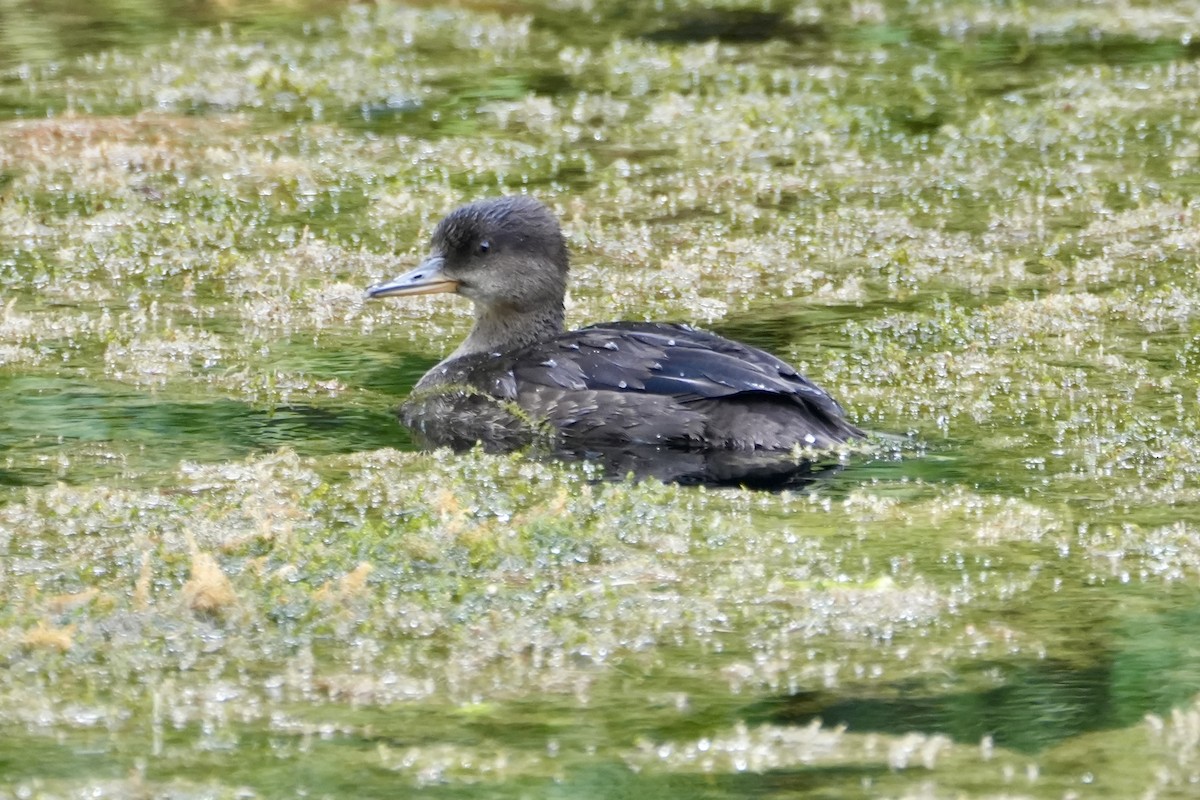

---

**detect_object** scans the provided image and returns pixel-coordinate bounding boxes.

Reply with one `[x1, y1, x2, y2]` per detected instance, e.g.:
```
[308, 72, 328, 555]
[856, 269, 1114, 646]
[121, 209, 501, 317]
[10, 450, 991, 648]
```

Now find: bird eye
[478, 240, 490, 255]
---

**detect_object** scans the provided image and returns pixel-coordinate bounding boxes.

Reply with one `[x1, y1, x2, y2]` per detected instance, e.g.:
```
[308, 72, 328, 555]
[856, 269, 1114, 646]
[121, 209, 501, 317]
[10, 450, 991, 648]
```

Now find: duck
[366, 196, 863, 457]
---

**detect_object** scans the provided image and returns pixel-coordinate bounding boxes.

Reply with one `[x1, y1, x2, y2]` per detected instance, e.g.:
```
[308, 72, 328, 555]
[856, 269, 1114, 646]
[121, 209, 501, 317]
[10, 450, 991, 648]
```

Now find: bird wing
[507, 322, 845, 412]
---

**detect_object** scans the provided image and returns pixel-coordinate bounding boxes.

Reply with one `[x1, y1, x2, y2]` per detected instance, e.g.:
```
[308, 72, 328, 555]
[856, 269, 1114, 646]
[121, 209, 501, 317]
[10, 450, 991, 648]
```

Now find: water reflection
[0, 375, 409, 487]
[750, 596, 1200, 753]
[642, 8, 823, 45]
[540, 444, 853, 490]
[0, 0, 343, 69]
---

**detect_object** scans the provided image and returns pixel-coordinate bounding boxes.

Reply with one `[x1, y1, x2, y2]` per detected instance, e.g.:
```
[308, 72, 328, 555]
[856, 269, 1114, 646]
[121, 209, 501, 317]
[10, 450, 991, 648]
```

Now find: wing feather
[465, 321, 859, 449]
[509, 322, 845, 412]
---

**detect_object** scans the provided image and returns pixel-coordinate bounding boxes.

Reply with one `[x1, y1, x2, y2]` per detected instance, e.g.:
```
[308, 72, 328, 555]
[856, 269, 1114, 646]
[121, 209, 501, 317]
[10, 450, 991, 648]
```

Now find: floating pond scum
[2, 0, 1200, 797]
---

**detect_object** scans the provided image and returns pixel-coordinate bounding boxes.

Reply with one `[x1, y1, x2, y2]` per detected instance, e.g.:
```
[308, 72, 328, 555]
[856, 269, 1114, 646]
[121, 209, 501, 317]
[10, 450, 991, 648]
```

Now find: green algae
[3, 0, 1200, 797]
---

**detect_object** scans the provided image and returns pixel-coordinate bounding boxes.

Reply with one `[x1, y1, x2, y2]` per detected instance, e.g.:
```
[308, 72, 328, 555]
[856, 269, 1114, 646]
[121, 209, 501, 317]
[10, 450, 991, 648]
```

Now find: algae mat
[3, 0, 1200, 797]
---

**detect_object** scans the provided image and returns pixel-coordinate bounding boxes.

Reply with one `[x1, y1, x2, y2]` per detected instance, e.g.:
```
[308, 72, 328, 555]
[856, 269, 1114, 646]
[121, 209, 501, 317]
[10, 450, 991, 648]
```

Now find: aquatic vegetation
[2, 0, 1200, 796]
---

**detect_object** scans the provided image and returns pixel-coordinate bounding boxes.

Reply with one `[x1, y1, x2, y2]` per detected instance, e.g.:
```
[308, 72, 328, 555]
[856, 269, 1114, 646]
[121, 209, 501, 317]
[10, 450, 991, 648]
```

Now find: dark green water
[3, 1, 1200, 797]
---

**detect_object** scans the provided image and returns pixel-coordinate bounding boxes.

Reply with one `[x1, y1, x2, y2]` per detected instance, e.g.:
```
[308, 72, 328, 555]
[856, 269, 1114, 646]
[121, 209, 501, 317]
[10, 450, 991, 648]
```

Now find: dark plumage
[366, 196, 863, 457]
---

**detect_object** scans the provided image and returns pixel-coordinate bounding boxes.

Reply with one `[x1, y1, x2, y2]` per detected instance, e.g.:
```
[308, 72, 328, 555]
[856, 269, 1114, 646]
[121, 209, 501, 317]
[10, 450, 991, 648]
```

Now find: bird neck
[452, 301, 565, 360]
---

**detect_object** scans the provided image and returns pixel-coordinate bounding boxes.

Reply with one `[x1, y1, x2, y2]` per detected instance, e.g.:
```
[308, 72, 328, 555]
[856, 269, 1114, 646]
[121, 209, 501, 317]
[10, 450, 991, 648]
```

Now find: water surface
[3, 1, 1200, 797]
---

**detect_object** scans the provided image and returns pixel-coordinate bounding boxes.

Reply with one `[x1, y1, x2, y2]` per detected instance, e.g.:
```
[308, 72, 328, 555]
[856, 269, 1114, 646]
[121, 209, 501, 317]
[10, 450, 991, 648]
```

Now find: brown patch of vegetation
[181, 550, 237, 614]
[22, 622, 76, 652]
